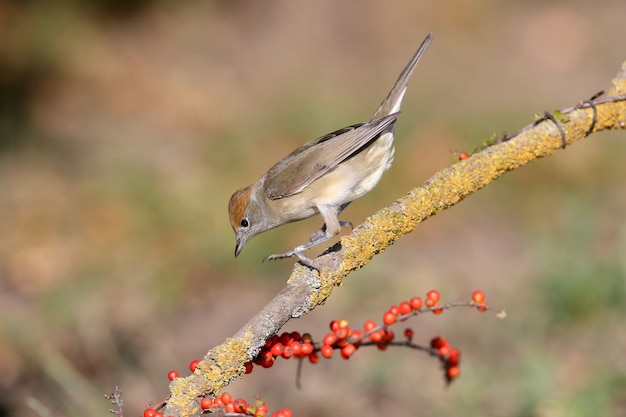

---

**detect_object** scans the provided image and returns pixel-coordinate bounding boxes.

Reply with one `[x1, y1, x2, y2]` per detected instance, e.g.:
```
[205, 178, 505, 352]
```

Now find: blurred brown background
[1, 1, 625, 416]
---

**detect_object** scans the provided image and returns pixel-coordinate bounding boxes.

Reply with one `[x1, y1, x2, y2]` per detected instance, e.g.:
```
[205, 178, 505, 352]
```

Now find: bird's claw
[265, 250, 319, 270]
[264, 221, 354, 270]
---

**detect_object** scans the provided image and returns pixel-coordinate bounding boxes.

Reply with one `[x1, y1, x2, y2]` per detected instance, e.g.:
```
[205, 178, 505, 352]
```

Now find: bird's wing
[263, 113, 399, 200]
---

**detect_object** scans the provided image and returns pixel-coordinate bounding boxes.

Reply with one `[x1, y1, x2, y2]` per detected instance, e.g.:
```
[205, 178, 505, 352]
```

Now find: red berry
[476, 302, 488, 312]
[351, 330, 364, 344]
[459, 151, 469, 160]
[213, 398, 224, 408]
[260, 349, 273, 363]
[426, 290, 440, 303]
[200, 397, 212, 410]
[224, 403, 235, 413]
[383, 311, 397, 325]
[189, 359, 200, 372]
[425, 298, 436, 307]
[289, 341, 302, 356]
[270, 342, 285, 357]
[320, 344, 333, 358]
[221, 392, 232, 405]
[335, 327, 350, 340]
[383, 329, 395, 342]
[437, 345, 450, 356]
[308, 351, 320, 364]
[340, 344, 356, 359]
[369, 330, 384, 342]
[404, 328, 414, 339]
[377, 343, 388, 351]
[363, 320, 377, 332]
[399, 301, 412, 315]
[323, 333, 337, 346]
[167, 370, 178, 380]
[279, 332, 293, 346]
[433, 307, 444, 315]
[301, 342, 313, 355]
[258, 356, 274, 368]
[154, 412, 163, 417]
[233, 399, 247, 413]
[301, 333, 313, 344]
[389, 305, 400, 316]
[472, 290, 485, 303]
[448, 348, 461, 366]
[290, 331, 301, 341]
[143, 408, 156, 417]
[430, 336, 447, 348]
[447, 365, 460, 380]
[330, 320, 341, 332]
[335, 338, 348, 348]
[244, 362, 253, 374]
[409, 296, 423, 310]
[265, 335, 278, 347]
[281, 346, 293, 359]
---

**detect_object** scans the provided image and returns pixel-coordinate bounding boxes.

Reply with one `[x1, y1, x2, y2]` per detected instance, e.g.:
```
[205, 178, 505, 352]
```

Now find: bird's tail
[371, 33, 432, 120]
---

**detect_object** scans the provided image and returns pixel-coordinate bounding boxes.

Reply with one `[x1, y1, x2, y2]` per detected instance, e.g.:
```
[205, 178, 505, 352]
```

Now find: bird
[228, 34, 432, 266]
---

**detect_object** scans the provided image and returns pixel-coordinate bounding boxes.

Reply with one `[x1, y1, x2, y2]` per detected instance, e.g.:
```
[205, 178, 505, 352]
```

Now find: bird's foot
[265, 248, 318, 270]
[266, 221, 352, 270]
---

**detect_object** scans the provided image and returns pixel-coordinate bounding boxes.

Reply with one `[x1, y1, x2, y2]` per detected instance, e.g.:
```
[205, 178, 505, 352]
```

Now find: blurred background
[1, 1, 625, 416]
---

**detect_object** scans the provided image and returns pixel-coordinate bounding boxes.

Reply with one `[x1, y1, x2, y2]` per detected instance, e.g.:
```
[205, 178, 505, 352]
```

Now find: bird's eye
[240, 218, 249, 228]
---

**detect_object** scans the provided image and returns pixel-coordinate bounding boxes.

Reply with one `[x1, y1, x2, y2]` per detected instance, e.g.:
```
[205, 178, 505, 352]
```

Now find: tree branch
[162, 61, 626, 417]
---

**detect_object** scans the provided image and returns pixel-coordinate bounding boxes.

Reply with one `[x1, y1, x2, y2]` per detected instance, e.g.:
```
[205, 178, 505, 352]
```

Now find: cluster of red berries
[143, 391, 290, 417]
[145, 360, 292, 417]
[320, 318, 370, 359]
[243, 289, 490, 373]
[252, 331, 318, 369]
[145, 358, 292, 417]
[198, 392, 290, 417]
[148, 289, 492, 416]
[382, 289, 445, 325]
[142, 406, 167, 417]
[430, 336, 461, 383]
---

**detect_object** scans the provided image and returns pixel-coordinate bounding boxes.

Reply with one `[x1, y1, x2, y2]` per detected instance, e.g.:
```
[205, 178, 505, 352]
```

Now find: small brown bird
[228, 34, 432, 265]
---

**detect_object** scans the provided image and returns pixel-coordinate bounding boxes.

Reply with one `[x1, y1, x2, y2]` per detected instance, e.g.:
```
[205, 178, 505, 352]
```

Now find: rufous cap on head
[228, 186, 252, 230]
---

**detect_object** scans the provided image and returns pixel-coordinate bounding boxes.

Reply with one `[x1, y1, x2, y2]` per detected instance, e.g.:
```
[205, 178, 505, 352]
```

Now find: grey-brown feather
[263, 113, 398, 200]
[371, 34, 432, 119]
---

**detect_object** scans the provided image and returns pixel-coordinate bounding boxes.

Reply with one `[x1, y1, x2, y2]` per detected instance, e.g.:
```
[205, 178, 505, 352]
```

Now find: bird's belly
[304, 133, 395, 207]
[272, 132, 395, 222]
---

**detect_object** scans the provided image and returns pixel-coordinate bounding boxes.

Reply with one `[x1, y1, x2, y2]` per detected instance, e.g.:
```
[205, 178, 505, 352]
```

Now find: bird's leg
[308, 221, 353, 242]
[266, 205, 351, 268]
[339, 220, 354, 230]
[308, 224, 327, 242]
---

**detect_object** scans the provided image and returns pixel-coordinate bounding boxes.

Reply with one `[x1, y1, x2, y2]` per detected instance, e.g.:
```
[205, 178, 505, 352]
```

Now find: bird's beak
[235, 236, 245, 257]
